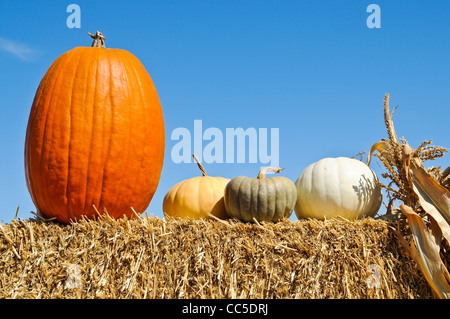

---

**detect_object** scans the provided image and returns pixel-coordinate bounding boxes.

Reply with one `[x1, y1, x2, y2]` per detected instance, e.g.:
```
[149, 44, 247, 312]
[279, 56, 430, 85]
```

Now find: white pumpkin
[294, 157, 382, 220]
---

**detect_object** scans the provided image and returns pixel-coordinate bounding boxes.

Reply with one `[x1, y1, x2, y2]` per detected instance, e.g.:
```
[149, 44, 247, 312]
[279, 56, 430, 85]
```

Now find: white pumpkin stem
[257, 167, 284, 179]
[192, 154, 208, 177]
[89, 31, 106, 48]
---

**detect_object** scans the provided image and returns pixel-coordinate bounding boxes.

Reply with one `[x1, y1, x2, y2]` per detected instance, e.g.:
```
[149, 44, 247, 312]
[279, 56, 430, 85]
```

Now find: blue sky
[0, 0, 448, 222]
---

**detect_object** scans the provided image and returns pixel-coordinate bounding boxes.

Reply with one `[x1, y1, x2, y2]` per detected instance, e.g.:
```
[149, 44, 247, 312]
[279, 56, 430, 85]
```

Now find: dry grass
[0, 214, 440, 299]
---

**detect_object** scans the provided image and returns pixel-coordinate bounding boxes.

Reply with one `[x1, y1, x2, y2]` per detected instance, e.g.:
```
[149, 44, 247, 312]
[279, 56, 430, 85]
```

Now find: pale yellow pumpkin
[162, 155, 230, 219]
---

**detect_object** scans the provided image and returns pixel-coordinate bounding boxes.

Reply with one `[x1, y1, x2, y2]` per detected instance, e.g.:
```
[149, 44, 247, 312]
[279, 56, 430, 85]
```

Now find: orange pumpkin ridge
[25, 31, 165, 223]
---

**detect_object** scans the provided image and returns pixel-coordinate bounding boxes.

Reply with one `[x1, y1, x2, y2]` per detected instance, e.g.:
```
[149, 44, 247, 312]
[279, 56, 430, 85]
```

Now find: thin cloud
[0, 37, 40, 62]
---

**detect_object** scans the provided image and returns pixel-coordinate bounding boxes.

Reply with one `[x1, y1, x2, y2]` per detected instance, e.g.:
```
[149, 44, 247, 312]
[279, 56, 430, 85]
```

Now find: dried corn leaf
[367, 140, 393, 167]
[368, 93, 450, 299]
[399, 205, 450, 299]
[409, 156, 450, 244]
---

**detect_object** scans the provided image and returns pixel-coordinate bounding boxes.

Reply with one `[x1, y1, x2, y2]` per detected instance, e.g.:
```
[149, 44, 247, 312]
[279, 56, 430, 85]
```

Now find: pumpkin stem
[192, 154, 208, 177]
[257, 167, 284, 179]
[88, 31, 106, 48]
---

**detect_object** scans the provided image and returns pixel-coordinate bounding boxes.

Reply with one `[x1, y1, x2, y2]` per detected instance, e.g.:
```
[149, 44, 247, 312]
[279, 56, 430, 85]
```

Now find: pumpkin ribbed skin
[24, 44, 165, 224]
[163, 176, 230, 220]
[294, 157, 382, 220]
[224, 171, 297, 223]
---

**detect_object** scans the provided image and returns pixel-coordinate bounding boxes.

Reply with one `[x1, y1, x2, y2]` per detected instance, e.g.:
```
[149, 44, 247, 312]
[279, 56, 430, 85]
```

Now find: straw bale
[0, 215, 441, 298]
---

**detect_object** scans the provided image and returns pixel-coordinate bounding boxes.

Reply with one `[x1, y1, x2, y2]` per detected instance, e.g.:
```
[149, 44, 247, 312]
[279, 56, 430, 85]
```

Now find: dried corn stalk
[399, 205, 450, 299]
[368, 93, 450, 299]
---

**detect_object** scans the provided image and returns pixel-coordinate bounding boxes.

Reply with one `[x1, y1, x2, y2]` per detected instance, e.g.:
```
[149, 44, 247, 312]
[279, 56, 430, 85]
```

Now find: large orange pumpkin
[24, 31, 165, 224]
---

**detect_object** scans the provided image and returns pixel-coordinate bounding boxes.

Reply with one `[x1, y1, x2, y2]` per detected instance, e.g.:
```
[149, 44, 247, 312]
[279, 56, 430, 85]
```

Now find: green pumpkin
[224, 167, 297, 222]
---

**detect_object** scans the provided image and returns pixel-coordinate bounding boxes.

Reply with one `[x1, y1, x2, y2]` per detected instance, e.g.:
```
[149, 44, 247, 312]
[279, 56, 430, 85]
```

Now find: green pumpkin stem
[192, 154, 208, 177]
[89, 31, 106, 48]
[257, 167, 284, 179]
